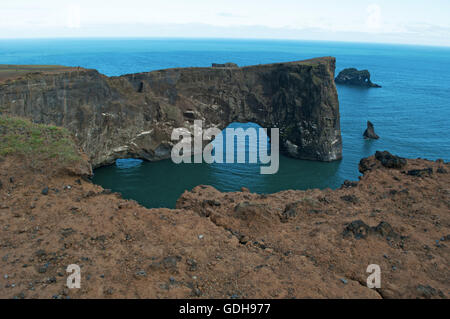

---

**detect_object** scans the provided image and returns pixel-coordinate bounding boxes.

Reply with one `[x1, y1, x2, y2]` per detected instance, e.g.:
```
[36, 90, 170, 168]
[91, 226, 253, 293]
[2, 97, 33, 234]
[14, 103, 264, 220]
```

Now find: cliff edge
[0, 57, 342, 167]
[0, 119, 448, 299]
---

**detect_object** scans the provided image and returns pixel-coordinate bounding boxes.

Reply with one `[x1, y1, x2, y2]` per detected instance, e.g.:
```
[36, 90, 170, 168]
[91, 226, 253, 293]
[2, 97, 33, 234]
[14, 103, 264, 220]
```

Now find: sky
[1, 0, 450, 47]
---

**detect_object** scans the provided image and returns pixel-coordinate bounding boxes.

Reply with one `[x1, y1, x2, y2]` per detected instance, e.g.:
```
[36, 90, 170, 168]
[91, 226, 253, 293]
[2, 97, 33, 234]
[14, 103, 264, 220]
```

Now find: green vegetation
[0, 116, 81, 166]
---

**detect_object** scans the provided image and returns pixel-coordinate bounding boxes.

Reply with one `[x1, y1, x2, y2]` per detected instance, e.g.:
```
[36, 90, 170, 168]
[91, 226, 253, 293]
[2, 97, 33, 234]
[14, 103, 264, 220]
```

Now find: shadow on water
[92, 122, 342, 208]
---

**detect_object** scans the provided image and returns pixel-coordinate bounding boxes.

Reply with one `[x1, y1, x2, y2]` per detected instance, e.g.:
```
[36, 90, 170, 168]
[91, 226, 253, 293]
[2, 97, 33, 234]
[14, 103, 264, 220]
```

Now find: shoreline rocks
[359, 151, 407, 173]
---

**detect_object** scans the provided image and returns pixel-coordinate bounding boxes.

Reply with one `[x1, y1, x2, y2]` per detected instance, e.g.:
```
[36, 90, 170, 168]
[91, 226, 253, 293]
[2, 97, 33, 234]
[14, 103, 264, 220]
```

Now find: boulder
[343, 220, 398, 240]
[375, 151, 407, 169]
[406, 168, 433, 177]
[359, 151, 407, 173]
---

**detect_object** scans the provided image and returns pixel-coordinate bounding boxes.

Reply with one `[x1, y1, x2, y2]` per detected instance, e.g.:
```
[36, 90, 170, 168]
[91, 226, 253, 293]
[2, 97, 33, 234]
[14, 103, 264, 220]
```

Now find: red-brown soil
[0, 153, 448, 299]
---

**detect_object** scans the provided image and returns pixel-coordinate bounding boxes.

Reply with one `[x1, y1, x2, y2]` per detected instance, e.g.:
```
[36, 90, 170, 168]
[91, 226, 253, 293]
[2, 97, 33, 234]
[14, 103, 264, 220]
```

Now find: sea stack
[363, 121, 380, 139]
[335, 68, 381, 88]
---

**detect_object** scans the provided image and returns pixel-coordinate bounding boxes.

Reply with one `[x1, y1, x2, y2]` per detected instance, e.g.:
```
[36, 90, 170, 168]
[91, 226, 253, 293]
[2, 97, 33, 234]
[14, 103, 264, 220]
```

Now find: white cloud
[0, 0, 449, 46]
[366, 4, 382, 31]
[67, 4, 81, 29]
[217, 12, 236, 18]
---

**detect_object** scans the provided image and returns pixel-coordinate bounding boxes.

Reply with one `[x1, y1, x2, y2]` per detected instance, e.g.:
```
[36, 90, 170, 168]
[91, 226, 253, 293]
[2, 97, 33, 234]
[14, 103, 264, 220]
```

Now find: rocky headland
[0, 59, 448, 299]
[335, 68, 381, 88]
[0, 117, 448, 299]
[0, 57, 342, 167]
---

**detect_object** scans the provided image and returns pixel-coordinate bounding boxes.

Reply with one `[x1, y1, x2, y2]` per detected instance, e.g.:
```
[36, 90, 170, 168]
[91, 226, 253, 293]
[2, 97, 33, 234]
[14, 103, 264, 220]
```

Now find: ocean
[1, 38, 449, 208]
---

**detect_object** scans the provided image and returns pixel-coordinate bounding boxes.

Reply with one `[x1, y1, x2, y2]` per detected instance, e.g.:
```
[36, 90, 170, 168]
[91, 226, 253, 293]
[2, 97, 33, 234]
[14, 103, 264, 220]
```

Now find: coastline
[0, 117, 448, 298]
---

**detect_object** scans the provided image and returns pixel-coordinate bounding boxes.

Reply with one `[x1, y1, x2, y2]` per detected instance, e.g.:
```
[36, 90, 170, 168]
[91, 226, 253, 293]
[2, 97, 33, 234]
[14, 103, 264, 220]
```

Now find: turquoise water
[1, 38, 449, 208]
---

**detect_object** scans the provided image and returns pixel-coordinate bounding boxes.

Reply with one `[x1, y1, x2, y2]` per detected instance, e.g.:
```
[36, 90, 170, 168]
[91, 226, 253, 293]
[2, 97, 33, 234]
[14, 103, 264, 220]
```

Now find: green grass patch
[0, 116, 81, 165]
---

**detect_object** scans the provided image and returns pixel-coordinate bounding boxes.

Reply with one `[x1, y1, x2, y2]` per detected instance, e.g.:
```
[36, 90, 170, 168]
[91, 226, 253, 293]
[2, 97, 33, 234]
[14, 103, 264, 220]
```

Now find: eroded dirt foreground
[0, 152, 448, 299]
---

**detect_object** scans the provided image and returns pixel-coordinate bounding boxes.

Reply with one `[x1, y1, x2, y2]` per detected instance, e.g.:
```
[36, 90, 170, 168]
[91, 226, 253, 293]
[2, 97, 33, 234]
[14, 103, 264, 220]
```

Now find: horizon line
[0, 36, 449, 49]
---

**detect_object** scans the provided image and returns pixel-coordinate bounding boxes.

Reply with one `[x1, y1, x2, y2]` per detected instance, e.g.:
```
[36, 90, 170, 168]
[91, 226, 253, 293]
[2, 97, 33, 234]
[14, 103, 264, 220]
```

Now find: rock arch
[1, 57, 342, 167]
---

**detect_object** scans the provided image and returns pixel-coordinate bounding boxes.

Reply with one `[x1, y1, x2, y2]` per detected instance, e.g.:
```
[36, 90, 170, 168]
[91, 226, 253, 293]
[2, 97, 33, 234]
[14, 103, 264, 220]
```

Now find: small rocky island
[335, 68, 381, 88]
[363, 121, 380, 139]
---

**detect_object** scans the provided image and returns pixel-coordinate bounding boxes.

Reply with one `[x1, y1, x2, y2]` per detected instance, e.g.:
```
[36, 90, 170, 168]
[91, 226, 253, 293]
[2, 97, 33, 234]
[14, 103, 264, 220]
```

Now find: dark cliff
[0, 57, 342, 167]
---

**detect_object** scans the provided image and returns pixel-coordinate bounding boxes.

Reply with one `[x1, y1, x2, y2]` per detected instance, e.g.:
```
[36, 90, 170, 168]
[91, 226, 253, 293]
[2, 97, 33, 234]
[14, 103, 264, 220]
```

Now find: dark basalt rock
[343, 220, 398, 240]
[343, 220, 370, 239]
[372, 221, 397, 238]
[363, 121, 379, 139]
[375, 151, 407, 169]
[340, 195, 359, 204]
[281, 202, 301, 223]
[341, 180, 358, 188]
[335, 68, 381, 88]
[416, 285, 446, 299]
[41, 187, 49, 196]
[183, 110, 196, 119]
[406, 168, 433, 177]
[359, 151, 407, 174]
[281, 208, 298, 223]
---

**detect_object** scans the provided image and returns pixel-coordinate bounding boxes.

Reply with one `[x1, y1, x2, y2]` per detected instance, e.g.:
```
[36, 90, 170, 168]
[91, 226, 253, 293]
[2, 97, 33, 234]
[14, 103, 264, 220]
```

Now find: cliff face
[0, 57, 342, 167]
